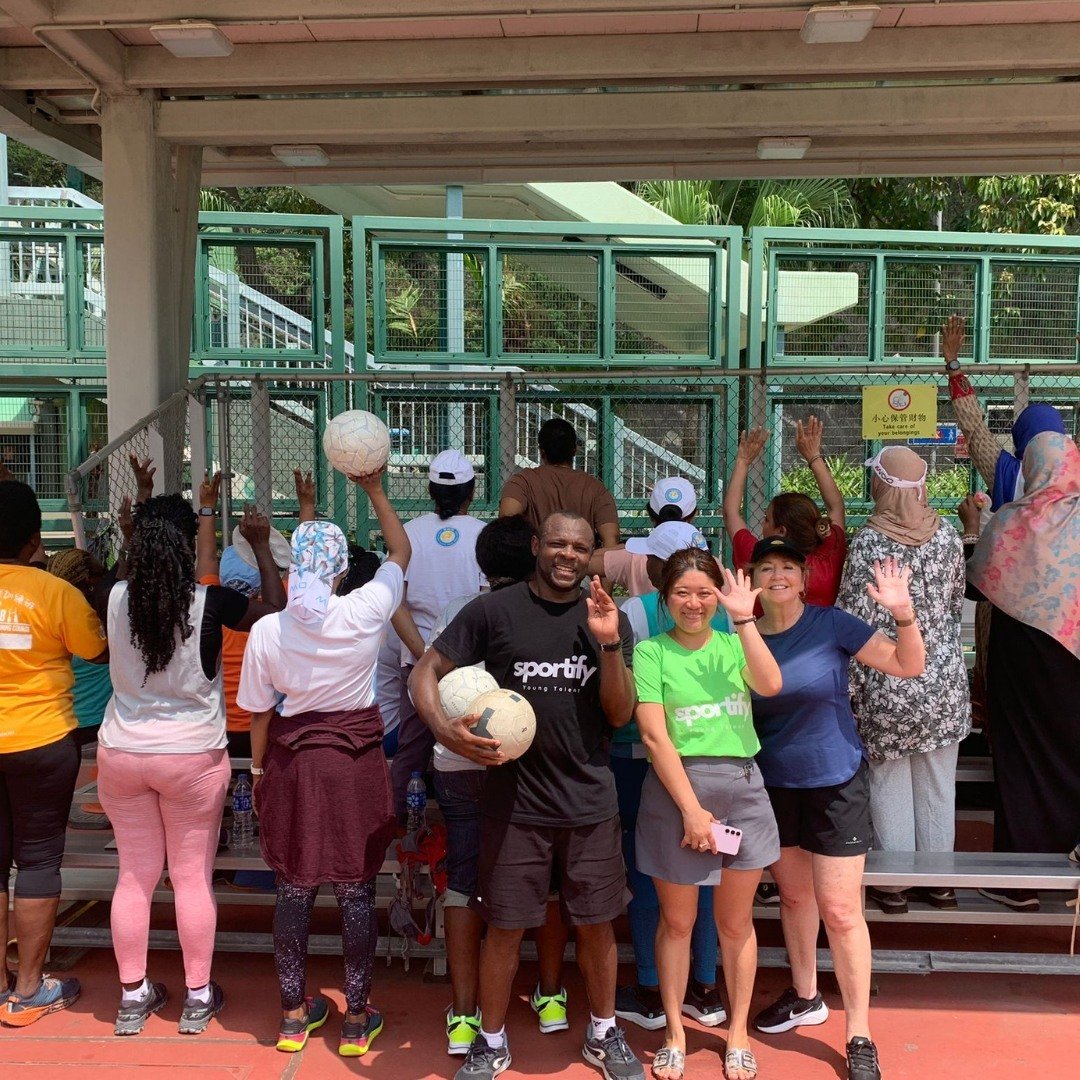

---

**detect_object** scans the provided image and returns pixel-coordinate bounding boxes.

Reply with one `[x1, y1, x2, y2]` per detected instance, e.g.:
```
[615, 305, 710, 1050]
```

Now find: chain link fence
[64, 366, 1080, 569]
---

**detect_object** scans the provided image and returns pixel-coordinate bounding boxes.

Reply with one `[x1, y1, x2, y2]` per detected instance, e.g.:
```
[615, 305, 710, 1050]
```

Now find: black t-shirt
[434, 580, 633, 827]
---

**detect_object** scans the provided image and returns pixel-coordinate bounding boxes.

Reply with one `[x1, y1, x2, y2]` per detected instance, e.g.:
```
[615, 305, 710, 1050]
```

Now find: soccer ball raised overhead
[438, 667, 499, 721]
[469, 688, 537, 761]
[323, 410, 391, 478]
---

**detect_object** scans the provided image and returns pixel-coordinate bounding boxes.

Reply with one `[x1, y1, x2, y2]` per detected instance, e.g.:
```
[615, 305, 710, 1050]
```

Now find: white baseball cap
[648, 476, 697, 517]
[231, 523, 292, 572]
[429, 449, 475, 485]
[625, 520, 709, 560]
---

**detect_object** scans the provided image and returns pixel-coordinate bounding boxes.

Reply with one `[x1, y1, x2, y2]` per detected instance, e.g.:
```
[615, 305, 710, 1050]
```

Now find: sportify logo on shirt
[435, 526, 460, 547]
[673, 694, 751, 727]
[512, 654, 597, 690]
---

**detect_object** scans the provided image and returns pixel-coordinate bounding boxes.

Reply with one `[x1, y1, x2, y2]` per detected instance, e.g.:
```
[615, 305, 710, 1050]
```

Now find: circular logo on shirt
[887, 387, 912, 411]
[664, 487, 683, 503]
[435, 527, 461, 547]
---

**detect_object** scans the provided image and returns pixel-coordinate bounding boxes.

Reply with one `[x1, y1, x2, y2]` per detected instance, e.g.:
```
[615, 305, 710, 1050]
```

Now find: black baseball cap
[749, 535, 807, 564]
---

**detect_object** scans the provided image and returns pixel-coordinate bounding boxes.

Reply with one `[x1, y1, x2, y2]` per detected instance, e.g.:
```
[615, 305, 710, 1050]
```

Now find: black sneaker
[847, 1036, 881, 1080]
[114, 982, 168, 1036]
[582, 1024, 645, 1079]
[178, 981, 224, 1034]
[755, 882, 781, 905]
[866, 886, 908, 915]
[977, 887, 1040, 911]
[753, 987, 829, 1034]
[455, 1038, 512, 1079]
[909, 886, 958, 910]
[681, 978, 726, 1026]
[614, 984, 666, 1031]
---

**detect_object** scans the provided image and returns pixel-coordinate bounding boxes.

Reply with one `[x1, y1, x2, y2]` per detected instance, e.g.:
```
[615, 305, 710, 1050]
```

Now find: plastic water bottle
[231, 773, 255, 850]
[405, 772, 428, 834]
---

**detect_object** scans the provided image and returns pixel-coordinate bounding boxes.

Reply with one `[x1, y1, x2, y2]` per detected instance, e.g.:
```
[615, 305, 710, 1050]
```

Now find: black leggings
[274, 879, 378, 1014]
[0, 733, 80, 899]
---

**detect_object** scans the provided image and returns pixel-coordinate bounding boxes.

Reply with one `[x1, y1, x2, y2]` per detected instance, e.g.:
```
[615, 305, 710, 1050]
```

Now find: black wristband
[599, 641, 622, 652]
[732, 617, 757, 626]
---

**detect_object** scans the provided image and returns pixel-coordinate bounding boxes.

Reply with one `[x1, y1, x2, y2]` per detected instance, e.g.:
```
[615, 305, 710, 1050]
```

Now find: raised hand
[237, 504, 271, 548]
[199, 470, 221, 511]
[956, 494, 983, 537]
[713, 567, 761, 622]
[348, 463, 387, 494]
[128, 453, 156, 503]
[795, 415, 824, 463]
[118, 494, 134, 543]
[736, 427, 768, 466]
[293, 468, 316, 505]
[586, 575, 621, 646]
[866, 556, 914, 617]
[942, 314, 965, 364]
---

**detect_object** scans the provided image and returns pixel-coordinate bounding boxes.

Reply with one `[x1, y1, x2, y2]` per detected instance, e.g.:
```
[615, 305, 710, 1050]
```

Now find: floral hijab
[967, 431, 1080, 659]
[287, 520, 349, 624]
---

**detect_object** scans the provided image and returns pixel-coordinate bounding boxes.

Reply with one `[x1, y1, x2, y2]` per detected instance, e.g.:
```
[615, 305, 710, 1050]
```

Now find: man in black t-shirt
[410, 511, 643, 1080]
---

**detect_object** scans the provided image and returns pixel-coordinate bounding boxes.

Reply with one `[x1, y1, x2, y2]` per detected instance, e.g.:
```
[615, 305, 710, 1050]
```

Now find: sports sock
[590, 1014, 616, 1041]
[121, 979, 151, 1004]
[186, 983, 212, 1004]
[480, 1026, 506, 1049]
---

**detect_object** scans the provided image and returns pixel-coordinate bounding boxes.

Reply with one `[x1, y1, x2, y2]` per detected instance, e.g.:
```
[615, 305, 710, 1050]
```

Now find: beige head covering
[864, 446, 941, 546]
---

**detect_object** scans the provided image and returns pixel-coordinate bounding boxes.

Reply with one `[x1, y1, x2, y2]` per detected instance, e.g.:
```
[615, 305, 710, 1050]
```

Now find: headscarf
[219, 546, 262, 599]
[287, 520, 349, 624]
[864, 445, 941, 546]
[968, 431, 1080, 659]
[991, 403, 1065, 511]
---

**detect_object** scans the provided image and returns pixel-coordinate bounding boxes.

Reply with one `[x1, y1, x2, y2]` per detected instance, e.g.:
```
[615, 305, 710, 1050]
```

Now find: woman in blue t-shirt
[745, 536, 925, 1080]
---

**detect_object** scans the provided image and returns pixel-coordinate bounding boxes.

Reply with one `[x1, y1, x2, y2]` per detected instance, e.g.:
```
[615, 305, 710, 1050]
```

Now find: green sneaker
[530, 985, 568, 1034]
[446, 1007, 482, 1056]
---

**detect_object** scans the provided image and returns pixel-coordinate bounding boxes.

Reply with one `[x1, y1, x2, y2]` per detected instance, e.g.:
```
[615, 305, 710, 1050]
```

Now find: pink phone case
[711, 821, 743, 856]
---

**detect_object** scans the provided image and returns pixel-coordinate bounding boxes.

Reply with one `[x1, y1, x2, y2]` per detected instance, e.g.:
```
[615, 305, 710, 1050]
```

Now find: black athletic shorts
[472, 814, 628, 929]
[766, 758, 872, 857]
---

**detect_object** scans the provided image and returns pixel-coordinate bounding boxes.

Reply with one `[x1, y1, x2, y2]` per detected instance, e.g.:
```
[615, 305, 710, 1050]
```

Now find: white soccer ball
[323, 410, 391, 478]
[469, 688, 537, 761]
[438, 667, 499, 721]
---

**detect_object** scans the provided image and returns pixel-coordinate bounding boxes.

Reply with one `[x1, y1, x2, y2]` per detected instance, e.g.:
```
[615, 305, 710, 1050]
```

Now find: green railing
[356, 217, 743, 368]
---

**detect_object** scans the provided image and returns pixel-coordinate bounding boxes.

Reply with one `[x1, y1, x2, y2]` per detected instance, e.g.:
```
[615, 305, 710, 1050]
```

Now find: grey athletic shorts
[635, 757, 781, 886]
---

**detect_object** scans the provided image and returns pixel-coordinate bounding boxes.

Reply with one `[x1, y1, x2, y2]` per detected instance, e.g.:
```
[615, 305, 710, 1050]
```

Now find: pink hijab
[967, 431, 1080, 659]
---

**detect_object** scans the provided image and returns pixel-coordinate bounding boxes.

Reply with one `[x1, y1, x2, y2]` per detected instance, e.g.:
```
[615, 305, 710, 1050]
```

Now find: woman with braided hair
[96, 495, 285, 1038]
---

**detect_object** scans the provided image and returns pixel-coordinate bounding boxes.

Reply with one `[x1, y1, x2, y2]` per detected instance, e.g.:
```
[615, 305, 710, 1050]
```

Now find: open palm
[714, 567, 761, 622]
[866, 557, 913, 614]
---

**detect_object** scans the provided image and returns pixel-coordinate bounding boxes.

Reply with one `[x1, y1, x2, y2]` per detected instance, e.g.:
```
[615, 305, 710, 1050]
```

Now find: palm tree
[636, 178, 859, 229]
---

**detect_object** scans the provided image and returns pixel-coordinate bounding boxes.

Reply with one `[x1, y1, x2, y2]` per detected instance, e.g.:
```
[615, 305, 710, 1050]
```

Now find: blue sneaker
[3, 975, 81, 1027]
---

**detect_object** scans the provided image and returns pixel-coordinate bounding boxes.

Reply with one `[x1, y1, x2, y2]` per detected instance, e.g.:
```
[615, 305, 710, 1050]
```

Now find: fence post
[746, 369, 769, 530]
[499, 373, 517, 487]
[188, 388, 207, 494]
[216, 379, 233, 539]
[250, 378, 274, 515]
[1013, 365, 1030, 420]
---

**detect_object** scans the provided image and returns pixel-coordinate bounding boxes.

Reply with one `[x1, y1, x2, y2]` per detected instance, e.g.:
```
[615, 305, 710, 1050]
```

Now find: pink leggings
[97, 747, 230, 988]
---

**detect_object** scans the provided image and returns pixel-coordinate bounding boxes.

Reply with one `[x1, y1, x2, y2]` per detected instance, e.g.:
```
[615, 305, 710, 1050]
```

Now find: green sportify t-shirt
[633, 630, 759, 759]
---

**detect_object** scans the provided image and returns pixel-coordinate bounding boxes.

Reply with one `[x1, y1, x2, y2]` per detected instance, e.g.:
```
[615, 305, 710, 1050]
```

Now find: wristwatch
[198, 506, 216, 517]
[944, 357, 962, 372]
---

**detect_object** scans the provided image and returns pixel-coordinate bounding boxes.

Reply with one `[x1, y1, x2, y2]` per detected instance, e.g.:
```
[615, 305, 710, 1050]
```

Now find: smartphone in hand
[710, 821, 743, 856]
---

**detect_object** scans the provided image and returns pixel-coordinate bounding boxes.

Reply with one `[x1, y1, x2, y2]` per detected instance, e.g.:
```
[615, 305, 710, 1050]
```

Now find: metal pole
[216, 380, 233, 540]
[446, 185, 467, 452]
[250, 378, 274, 515]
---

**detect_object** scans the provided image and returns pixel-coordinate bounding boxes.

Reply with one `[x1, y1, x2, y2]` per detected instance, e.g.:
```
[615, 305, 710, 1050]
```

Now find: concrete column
[100, 92, 202, 492]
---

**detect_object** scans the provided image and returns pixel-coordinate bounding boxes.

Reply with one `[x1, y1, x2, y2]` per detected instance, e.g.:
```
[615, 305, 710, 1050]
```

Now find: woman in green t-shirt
[634, 548, 782, 1080]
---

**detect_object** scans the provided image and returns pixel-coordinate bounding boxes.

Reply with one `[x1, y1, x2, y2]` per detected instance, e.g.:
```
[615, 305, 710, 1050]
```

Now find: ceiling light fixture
[271, 145, 331, 168]
[800, 4, 879, 44]
[757, 137, 812, 161]
[149, 21, 234, 58]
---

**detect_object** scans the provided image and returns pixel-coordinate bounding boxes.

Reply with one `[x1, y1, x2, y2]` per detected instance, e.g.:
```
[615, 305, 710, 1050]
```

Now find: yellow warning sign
[861, 385, 938, 440]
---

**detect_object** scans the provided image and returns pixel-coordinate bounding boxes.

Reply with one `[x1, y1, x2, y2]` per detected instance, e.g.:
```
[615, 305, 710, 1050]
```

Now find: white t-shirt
[429, 592, 484, 774]
[238, 562, 404, 717]
[400, 513, 486, 665]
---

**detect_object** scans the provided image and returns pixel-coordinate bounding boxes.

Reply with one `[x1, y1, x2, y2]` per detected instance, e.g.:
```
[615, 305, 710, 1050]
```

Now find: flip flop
[724, 1046, 759, 1080]
[652, 1045, 686, 1080]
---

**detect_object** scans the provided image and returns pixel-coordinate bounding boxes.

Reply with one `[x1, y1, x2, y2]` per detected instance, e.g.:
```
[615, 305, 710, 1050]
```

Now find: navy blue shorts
[433, 769, 485, 903]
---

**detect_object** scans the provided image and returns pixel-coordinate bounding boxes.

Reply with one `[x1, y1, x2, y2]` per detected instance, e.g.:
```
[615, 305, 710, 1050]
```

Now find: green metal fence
[356, 218, 743, 368]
